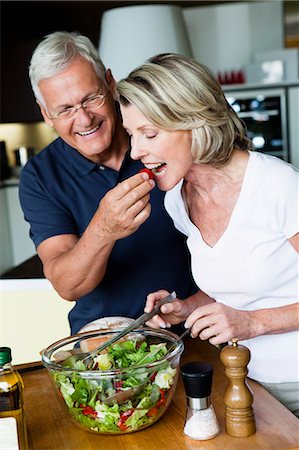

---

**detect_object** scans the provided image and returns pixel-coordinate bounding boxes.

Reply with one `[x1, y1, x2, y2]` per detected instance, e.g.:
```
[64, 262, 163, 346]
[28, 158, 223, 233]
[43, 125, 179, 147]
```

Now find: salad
[51, 338, 178, 434]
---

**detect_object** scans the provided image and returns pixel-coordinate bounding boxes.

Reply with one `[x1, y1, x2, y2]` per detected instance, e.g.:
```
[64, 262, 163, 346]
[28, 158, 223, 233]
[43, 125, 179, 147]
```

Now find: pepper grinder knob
[220, 340, 256, 437]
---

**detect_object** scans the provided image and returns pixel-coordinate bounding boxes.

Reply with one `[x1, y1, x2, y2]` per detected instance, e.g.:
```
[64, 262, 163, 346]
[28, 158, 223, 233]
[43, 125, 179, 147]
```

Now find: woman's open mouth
[145, 163, 167, 177]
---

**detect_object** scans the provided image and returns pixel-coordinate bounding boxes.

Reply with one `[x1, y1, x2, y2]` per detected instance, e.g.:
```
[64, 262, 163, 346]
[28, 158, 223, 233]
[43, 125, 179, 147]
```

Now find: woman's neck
[184, 149, 249, 198]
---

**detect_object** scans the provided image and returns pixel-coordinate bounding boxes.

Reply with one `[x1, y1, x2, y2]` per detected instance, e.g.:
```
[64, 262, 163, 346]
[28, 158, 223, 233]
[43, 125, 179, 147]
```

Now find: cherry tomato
[139, 168, 155, 180]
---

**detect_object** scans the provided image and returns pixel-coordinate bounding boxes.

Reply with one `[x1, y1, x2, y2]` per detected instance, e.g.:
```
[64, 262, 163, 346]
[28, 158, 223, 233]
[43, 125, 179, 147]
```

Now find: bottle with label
[0, 347, 28, 450]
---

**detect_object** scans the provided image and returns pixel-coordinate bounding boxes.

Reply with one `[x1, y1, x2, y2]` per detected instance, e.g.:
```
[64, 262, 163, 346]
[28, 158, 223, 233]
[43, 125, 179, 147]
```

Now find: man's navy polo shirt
[19, 137, 197, 334]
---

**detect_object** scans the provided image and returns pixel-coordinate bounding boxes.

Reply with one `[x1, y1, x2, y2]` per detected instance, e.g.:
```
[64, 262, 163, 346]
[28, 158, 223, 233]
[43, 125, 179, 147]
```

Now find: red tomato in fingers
[139, 168, 155, 180]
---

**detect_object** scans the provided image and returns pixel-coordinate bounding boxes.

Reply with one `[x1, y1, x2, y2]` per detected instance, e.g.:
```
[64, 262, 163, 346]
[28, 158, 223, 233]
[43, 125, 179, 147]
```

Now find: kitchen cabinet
[1, 2, 102, 123]
[0, 182, 36, 274]
[183, 1, 284, 75]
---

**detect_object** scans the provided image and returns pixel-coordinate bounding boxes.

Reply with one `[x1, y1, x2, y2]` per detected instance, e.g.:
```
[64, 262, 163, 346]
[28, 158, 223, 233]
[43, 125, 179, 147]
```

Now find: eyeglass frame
[46, 91, 109, 121]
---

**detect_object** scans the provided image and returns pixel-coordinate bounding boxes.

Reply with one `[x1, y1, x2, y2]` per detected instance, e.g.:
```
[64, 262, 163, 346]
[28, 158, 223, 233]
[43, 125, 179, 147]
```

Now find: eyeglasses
[47, 91, 109, 121]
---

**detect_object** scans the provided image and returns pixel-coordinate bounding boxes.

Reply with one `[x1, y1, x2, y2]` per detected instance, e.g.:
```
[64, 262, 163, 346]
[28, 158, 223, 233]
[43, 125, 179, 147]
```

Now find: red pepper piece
[156, 389, 167, 407]
[120, 408, 134, 421]
[139, 168, 155, 179]
[114, 380, 123, 391]
[150, 371, 157, 382]
[147, 407, 159, 417]
[81, 405, 97, 418]
[117, 419, 128, 431]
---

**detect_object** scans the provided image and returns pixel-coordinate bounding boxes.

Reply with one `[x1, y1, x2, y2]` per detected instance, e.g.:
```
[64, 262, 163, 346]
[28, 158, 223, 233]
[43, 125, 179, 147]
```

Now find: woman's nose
[130, 139, 149, 161]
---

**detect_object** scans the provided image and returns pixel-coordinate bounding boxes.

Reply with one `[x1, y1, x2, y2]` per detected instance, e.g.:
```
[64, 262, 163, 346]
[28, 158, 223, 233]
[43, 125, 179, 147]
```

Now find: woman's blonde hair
[117, 53, 252, 167]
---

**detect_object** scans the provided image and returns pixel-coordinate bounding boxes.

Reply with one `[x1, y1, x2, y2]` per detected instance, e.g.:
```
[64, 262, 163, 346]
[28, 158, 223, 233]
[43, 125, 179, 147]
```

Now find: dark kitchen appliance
[225, 87, 288, 161]
[0, 140, 12, 181]
[14, 146, 35, 167]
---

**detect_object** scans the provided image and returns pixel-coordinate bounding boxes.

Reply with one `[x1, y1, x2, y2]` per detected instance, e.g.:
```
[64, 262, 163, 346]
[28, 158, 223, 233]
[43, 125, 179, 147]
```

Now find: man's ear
[38, 101, 54, 128]
[105, 69, 117, 100]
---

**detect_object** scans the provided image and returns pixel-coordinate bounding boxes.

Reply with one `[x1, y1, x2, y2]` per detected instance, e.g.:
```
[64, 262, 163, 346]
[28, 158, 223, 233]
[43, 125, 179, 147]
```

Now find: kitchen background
[1, 0, 298, 276]
[1, 0, 298, 364]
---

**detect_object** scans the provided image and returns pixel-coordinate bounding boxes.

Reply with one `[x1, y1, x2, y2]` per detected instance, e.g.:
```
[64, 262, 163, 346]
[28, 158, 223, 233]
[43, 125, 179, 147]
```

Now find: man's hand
[92, 172, 155, 242]
[37, 171, 155, 300]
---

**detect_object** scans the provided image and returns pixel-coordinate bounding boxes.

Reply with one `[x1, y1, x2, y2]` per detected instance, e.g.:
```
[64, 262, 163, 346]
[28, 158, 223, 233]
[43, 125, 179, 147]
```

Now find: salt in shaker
[181, 361, 220, 440]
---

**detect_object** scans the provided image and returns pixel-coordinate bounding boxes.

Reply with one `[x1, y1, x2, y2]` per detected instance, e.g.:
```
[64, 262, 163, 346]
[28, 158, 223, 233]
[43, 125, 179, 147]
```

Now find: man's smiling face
[38, 56, 118, 162]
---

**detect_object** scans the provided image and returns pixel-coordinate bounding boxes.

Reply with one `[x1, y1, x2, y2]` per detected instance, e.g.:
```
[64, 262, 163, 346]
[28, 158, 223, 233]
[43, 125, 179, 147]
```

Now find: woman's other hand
[184, 302, 259, 345]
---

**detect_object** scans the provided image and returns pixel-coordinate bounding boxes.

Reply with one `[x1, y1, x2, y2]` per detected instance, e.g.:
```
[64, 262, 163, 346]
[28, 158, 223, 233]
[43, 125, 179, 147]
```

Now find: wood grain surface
[22, 337, 299, 450]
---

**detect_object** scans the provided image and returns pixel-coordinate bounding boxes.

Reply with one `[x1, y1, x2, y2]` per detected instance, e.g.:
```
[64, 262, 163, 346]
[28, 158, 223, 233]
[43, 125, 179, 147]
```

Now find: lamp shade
[99, 4, 192, 81]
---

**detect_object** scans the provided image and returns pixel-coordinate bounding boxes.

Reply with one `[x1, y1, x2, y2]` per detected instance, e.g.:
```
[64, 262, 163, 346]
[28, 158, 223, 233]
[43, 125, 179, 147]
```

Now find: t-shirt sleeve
[272, 162, 299, 239]
[19, 162, 77, 248]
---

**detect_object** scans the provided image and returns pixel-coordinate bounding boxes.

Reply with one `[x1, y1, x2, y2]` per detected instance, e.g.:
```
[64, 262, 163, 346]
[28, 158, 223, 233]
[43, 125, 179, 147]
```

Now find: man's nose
[75, 105, 93, 125]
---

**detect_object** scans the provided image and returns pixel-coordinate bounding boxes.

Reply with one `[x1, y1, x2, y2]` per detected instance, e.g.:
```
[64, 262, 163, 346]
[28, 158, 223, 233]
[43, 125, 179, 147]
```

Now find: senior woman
[117, 53, 299, 416]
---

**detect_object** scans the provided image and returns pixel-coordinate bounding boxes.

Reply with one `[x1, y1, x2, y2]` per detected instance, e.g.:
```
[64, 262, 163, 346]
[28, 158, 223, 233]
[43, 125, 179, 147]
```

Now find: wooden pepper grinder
[220, 339, 256, 437]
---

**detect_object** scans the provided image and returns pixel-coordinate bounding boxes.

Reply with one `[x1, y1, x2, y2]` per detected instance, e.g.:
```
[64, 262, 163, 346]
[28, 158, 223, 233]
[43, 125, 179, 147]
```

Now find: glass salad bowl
[41, 327, 184, 434]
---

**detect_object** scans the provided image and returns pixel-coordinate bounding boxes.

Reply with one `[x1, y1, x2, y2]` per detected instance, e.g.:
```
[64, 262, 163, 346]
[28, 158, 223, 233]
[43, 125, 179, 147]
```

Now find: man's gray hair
[29, 31, 106, 106]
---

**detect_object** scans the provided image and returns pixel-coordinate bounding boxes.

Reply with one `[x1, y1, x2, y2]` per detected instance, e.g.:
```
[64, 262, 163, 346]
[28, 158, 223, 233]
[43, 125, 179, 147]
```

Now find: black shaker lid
[181, 361, 213, 398]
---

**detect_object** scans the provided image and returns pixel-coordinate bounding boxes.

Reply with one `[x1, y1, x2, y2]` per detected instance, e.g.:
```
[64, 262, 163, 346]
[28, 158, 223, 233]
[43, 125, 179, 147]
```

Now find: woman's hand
[144, 289, 190, 328]
[185, 302, 259, 345]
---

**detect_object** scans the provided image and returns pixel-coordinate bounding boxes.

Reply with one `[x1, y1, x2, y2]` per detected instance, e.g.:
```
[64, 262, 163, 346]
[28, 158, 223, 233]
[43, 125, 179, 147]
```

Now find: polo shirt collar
[64, 142, 97, 176]
[63, 140, 131, 176]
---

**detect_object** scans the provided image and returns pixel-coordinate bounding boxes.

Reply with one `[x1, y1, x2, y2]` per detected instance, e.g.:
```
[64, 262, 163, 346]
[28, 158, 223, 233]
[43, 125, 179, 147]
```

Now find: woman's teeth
[146, 163, 167, 177]
[78, 125, 99, 136]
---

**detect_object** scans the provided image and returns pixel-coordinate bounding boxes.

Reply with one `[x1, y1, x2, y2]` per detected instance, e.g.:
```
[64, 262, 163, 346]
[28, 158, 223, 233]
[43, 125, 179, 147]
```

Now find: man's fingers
[116, 174, 155, 203]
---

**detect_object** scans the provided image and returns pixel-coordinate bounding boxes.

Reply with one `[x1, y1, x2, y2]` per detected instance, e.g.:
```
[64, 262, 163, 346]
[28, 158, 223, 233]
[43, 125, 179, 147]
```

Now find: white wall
[1, 279, 73, 365]
[183, 1, 284, 75]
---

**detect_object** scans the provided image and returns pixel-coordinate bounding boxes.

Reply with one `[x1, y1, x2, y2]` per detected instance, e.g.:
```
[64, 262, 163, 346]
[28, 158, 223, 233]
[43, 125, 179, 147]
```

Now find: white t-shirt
[165, 151, 299, 383]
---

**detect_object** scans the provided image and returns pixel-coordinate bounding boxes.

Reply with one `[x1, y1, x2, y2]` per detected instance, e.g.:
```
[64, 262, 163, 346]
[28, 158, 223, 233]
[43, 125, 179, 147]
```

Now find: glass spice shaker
[181, 361, 220, 440]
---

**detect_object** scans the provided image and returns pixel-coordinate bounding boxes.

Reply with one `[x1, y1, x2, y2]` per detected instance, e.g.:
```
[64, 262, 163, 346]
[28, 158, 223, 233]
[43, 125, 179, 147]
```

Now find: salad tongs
[82, 291, 177, 368]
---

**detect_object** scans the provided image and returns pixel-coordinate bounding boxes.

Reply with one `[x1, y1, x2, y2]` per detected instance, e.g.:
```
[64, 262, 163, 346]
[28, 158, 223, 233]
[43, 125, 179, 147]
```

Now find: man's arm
[38, 172, 155, 300]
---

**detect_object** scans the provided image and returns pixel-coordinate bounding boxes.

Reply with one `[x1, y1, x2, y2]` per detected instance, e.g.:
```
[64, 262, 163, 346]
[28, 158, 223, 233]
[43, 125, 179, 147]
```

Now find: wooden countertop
[22, 337, 299, 450]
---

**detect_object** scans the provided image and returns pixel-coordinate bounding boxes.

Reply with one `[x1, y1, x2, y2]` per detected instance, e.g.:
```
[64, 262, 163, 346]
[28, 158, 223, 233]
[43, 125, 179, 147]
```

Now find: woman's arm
[146, 233, 299, 340]
[184, 301, 299, 346]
